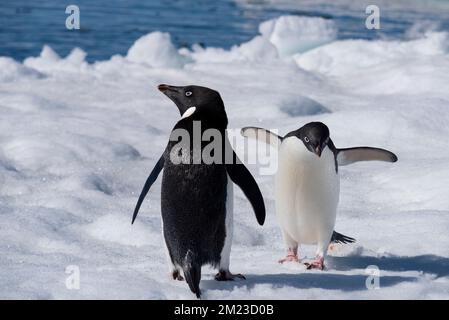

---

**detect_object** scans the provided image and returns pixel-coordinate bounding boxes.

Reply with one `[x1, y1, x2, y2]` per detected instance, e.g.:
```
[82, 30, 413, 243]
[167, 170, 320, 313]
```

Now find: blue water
[1, 0, 449, 62]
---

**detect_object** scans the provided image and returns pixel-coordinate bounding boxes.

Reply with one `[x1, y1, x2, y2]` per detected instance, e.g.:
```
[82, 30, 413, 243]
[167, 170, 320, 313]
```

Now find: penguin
[241, 122, 397, 269]
[132, 84, 265, 298]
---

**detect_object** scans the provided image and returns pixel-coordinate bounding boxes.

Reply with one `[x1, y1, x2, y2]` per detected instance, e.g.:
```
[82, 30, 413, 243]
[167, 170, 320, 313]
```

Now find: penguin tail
[183, 250, 202, 299]
[331, 231, 356, 244]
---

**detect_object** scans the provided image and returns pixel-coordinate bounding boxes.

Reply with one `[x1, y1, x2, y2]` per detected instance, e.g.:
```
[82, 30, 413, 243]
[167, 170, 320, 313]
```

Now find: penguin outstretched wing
[241, 127, 283, 148]
[242, 126, 397, 166]
[336, 146, 398, 166]
[132, 155, 164, 224]
[225, 149, 266, 226]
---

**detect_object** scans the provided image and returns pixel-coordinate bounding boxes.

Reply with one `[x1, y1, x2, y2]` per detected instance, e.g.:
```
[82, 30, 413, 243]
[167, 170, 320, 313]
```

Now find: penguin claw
[215, 270, 246, 281]
[305, 263, 324, 270]
[172, 270, 184, 281]
[304, 257, 325, 270]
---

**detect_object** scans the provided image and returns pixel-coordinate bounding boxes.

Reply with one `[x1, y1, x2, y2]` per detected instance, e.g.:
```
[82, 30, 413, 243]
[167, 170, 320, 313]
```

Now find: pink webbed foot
[278, 248, 300, 264]
[215, 270, 246, 281]
[304, 256, 325, 270]
[278, 254, 299, 263]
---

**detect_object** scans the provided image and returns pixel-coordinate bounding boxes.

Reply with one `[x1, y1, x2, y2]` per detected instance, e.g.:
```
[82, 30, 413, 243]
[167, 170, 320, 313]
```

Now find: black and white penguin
[132, 84, 265, 298]
[242, 122, 397, 270]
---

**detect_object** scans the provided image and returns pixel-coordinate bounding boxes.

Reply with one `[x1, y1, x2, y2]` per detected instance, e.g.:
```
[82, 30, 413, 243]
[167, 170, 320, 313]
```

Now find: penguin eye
[304, 137, 310, 143]
[185, 91, 192, 97]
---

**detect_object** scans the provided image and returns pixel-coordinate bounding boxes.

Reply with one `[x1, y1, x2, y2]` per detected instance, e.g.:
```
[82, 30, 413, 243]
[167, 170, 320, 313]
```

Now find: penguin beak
[158, 84, 188, 115]
[315, 145, 322, 157]
[158, 84, 179, 94]
[158, 84, 169, 92]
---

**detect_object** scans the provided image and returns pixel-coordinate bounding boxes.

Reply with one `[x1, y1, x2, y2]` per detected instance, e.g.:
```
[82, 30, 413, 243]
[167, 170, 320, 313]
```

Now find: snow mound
[295, 32, 449, 95]
[126, 32, 187, 68]
[2, 137, 77, 172]
[0, 57, 43, 82]
[405, 20, 441, 39]
[295, 32, 448, 76]
[24, 45, 89, 74]
[85, 214, 159, 247]
[188, 16, 335, 63]
[260, 15, 337, 57]
[279, 96, 329, 117]
[188, 36, 279, 63]
[235, 36, 279, 61]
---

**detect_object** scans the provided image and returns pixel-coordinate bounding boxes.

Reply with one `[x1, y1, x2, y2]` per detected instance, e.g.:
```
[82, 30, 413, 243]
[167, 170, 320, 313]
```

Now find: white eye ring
[185, 91, 192, 97]
[304, 137, 310, 143]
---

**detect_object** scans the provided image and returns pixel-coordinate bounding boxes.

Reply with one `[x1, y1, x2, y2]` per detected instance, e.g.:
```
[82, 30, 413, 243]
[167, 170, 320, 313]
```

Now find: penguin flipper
[226, 151, 266, 226]
[132, 155, 164, 224]
[241, 127, 283, 148]
[337, 147, 398, 166]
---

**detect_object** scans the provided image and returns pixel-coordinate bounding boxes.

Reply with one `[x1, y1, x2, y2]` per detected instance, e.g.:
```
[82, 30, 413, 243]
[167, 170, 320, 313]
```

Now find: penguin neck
[180, 109, 228, 131]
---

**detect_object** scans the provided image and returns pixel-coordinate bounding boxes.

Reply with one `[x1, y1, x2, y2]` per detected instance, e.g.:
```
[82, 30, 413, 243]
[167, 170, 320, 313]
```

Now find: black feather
[183, 250, 202, 299]
[331, 231, 356, 244]
[132, 155, 164, 224]
[226, 150, 266, 225]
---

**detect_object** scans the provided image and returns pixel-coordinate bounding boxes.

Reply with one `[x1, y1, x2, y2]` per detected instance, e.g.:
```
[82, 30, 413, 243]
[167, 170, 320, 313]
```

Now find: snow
[126, 32, 188, 68]
[24, 45, 90, 74]
[259, 16, 337, 57]
[0, 57, 43, 82]
[1, 14, 449, 299]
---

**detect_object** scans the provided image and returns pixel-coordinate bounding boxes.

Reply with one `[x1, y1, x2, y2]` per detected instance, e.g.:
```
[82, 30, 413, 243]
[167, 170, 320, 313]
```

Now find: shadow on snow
[201, 254, 449, 292]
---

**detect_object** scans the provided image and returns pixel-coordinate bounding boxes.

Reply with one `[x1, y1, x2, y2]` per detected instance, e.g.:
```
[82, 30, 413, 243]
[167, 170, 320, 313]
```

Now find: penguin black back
[132, 84, 266, 298]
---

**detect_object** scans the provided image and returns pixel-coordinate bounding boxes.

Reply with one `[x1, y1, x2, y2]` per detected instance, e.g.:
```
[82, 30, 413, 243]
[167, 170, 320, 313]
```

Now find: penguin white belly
[218, 174, 233, 271]
[275, 137, 340, 245]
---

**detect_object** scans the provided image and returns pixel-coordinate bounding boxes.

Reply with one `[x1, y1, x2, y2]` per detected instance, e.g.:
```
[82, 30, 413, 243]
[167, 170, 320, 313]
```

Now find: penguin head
[158, 84, 227, 127]
[290, 122, 330, 157]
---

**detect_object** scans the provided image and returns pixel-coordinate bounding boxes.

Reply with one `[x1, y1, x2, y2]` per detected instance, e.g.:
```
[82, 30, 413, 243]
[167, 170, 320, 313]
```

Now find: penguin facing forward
[132, 84, 265, 298]
[242, 122, 397, 270]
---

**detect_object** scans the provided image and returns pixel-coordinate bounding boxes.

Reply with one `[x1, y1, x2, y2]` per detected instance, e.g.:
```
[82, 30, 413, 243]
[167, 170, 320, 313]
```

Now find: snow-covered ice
[260, 15, 337, 56]
[1, 15, 449, 299]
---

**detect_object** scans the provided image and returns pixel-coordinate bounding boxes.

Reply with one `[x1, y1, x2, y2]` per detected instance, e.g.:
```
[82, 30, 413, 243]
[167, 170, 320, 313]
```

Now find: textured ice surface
[1, 15, 449, 299]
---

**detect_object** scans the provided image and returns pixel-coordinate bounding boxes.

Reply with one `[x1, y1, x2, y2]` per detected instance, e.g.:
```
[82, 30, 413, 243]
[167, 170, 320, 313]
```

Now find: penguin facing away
[241, 122, 397, 270]
[132, 84, 265, 298]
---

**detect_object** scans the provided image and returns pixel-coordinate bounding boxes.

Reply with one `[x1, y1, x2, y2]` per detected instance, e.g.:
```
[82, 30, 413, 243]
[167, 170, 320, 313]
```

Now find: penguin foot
[278, 248, 300, 263]
[278, 254, 300, 264]
[304, 257, 325, 270]
[215, 270, 246, 281]
[172, 270, 184, 281]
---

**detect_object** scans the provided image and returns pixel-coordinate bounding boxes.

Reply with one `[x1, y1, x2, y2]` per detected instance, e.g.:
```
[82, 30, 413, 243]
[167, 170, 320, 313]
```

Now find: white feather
[219, 174, 233, 271]
[181, 106, 196, 119]
[241, 127, 282, 148]
[275, 137, 339, 257]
